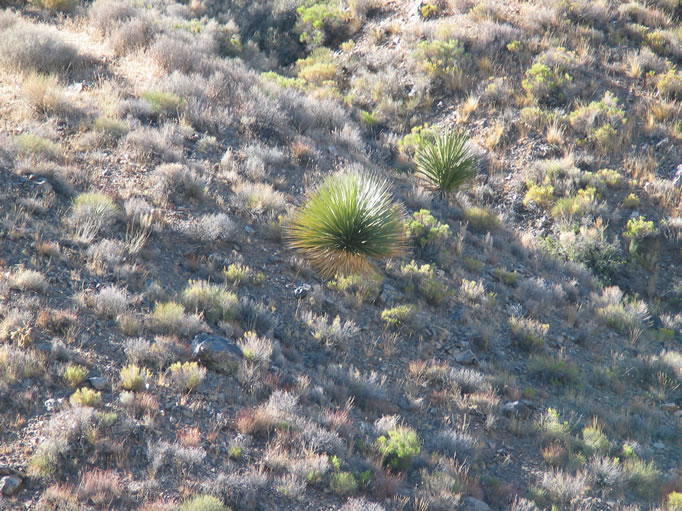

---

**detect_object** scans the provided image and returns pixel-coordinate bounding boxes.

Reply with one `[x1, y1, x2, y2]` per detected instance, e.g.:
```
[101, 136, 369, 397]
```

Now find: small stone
[653, 442, 665, 449]
[376, 283, 399, 307]
[0, 475, 23, 496]
[89, 377, 107, 391]
[44, 398, 63, 412]
[455, 350, 478, 365]
[294, 284, 311, 299]
[461, 496, 490, 511]
[662, 403, 679, 413]
[244, 225, 255, 234]
[191, 333, 244, 375]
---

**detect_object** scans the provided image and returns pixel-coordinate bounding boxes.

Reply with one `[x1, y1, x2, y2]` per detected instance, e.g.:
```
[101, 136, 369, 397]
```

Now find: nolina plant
[415, 130, 477, 203]
[286, 170, 405, 276]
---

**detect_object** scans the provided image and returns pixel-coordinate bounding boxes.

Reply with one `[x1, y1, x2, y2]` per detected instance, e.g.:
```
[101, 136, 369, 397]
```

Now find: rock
[294, 284, 311, 299]
[44, 398, 63, 412]
[244, 225, 255, 234]
[89, 377, 107, 391]
[0, 475, 22, 496]
[375, 283, 399, 307]
[653, 442, 665, 449]
[501, 400, 536, 419]
[455, 350, 478, 365]
[461, 496, 490, 511]
[191, 333, 244, 374]
[673, 164, 682, 187]
[662, 402, 679, 413]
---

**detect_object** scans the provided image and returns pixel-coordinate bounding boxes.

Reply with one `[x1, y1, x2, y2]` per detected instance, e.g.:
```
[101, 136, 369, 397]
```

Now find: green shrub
[94, 116, 128, 141]
[296, 1, 349, 48]
[120, 364, 150, 392]
[381, 304, 416, 328]
[657, 69, 682, 99]
[142, 90, 185, 117]
[623, 216, 655, 255]
[168, 361, 206, 393]
[522, 63, 567, 104]
[667, 491, 682, 511]
[492, 268, 518, 286]
[376, 426, 421, 470]
[32, 0, 77, 11]
[529, 355, 579, 386]
[327, 272, 383, 304]
[330, 472, 357, 495]
[414, 130, 477, 203]
[524, 182, 554, 208]
[181, 281, 239, 323]
[63, 365, 88, 387]
[15, 134, 59, 160]
[400, 261, 447, 305]
[510, 316, 547, 352]
[180, 494, 229, 511]
[414, 39, 470, 93]
[622, 193, 640, 208]
[286, 170, 405, 276]
[405, 209, 450, 249]
[597, 168, 623, 188]
[581, 421, 610, 456]
[70, 387, 102, 407]
[463, 207, 500, 232]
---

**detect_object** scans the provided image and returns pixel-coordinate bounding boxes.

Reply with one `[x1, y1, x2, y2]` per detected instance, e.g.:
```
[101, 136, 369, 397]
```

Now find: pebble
[653, 442, 665, 449]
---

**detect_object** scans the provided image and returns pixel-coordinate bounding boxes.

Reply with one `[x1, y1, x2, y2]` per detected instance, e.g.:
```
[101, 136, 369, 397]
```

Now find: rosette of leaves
[286, 170, 405, 276]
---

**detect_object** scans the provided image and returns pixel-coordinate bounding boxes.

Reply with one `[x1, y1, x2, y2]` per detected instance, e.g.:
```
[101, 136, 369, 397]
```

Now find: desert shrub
[330, 472, 357, 496]
[69, 387, 102, 407]
[15, 134, 59, 160]
[33, 0, 77, 11]
[381, 305, 416, 328]
[182, 213, 236, 242]
[399, 261, 448, 305]
[94, 286, 129, 318]
[529, 355, 578, 386]
[463, 207, 500, 232]
[510, 316, 548, 352]
[168, 361, 206, 393]
[68, 192, 118, 243]
[22, 72, 67, 117]
[88, 0, 136, 33]
[540, 224, 623, 284]
[120, 364, 151, 392]
[9, 268, 47, 293]
[326, 272, 382, 304]
[405, 209, 450, 249]
[594, 286, 650, 334]
[180, 494, 229, 511]
[524, 182, 555, 209]
[296, 47, 339, 87]
[414, 130, 477, 203]
[63, 365, 88, 387]
[295, 1, 350, 49]
[152, 163, 205, 204]
[413, 39, 471, 94]
[301, 311, 359, 347]
[376, 425, 421, 471]
[94, 116, 128, 143]
[0, 23, 81, 75]
[286, 170, 405, 276]
[142, 90, 186, 118]
[181, 281, 239, 323]
[623, 215, 656, 255]
[657, 69, 682, 99]
[568, 91, 626, 153]
[231, 181, 286, 215]
[149, 301, 205, 336]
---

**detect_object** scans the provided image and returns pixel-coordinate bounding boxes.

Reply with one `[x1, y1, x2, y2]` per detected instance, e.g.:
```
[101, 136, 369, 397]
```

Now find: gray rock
[191, 333, 243, 374]
[455, 350, 478, 365]
[89, 377, 107, 391]
[376, 283, 400, 307]
[653, 442, 665, 449]
[0, 475, 23, 496]
[662, 402, 679, 413]
[461, 497, 490, 511]
[501, 400, 536, 419]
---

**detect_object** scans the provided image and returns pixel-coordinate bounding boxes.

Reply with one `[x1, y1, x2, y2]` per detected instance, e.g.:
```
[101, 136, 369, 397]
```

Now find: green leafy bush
[406, 209, 450, 248]
[181, 280, 239, 323]
[168, 361, 206, 393]
[69, 387, 102, 407]
[376, 426, 421, 470]
[286, 170, 405, 276]
[180, 494, 229, 511]
[120, 364, 150, 392]
[414, 130, 477, 203]
[296, 1, 349, 48]
[381, 304, 416, 327]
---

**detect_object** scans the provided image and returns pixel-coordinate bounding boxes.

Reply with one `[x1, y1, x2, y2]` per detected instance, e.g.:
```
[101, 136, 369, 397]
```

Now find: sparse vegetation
[0, 1, 680, 510]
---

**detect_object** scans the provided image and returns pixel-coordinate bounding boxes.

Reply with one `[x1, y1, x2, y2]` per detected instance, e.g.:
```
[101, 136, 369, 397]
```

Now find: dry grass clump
[123, 125, 182, 164]
[68, 192, 119, 243]
[0, 345, 44, 383]
[151, 163, 206, 204]
[231, 181, 287, 215]
[94, 285, 129, 318]
[0, 22, 82, 75]
[149, 301, 206, 337]
[9, 268, 47, 293]
[182, 213, 236, 242]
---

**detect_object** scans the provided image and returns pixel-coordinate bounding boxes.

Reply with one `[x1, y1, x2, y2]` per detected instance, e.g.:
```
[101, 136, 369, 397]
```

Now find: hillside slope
[0, 1, 681, 510]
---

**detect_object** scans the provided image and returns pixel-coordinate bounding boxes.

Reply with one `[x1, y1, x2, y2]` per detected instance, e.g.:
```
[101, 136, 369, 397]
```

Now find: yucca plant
[286, 170, 405, 276]
[415, 130, 477, 203]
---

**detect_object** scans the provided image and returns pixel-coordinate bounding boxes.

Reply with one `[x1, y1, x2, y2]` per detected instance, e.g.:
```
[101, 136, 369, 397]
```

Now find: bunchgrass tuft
[414, 130, 477, 203]
[286, 170, 405, 276]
